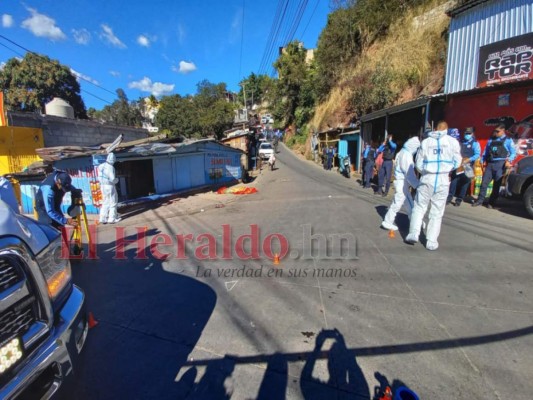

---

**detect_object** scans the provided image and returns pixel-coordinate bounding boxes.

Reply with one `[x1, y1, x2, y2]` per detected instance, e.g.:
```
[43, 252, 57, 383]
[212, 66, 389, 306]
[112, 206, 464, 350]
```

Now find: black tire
[524, 184, 533, 218]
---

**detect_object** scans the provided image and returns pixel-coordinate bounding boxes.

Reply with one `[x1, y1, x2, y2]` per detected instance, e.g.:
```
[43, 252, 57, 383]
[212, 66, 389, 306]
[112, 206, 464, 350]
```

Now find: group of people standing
[362, 121, 516, 251]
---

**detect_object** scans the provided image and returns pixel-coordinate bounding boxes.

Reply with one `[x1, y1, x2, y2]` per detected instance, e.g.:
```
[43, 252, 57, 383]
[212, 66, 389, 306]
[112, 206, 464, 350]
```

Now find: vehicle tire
[524, 184, 533, 218]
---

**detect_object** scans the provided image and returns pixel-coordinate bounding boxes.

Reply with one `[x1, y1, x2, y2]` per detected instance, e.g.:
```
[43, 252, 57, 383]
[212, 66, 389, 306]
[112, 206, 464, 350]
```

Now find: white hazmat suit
[406, 129, 462, 250]
[381, 137, 420, 231]
[97, 152, 120, 224]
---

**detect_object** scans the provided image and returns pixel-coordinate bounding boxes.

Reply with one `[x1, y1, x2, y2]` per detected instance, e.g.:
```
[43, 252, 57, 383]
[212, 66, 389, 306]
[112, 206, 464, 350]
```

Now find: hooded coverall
[381, 137, 420, 231]
[406, 129, 462, 250]
[98, 153, 119, 223]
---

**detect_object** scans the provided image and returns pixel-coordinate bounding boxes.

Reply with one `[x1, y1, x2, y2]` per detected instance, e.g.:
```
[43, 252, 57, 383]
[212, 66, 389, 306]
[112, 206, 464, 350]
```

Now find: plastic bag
[463, 163, 475, 179]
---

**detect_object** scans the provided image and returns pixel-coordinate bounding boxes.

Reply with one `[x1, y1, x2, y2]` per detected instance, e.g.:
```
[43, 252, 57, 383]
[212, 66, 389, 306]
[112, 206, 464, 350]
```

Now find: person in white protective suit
[380, 136, 420, 231]
[97, 152, 121, 224]
[405, 121, 462, 250]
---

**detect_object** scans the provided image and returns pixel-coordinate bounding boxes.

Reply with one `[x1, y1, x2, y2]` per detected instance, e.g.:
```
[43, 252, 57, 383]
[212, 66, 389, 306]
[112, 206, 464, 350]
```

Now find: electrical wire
[0, 34, 117, 98]
[299, 0, 320, 39]
[239, 0, 246, 81]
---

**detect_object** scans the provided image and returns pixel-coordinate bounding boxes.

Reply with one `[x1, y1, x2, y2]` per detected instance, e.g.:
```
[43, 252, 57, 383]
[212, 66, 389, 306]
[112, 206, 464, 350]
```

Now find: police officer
[472, 124, 516, 208]
[376, 134, 397, 196]
[362, 142, 376, 188]
[447, 127, 480, 207]
[35, 170, 79, 229]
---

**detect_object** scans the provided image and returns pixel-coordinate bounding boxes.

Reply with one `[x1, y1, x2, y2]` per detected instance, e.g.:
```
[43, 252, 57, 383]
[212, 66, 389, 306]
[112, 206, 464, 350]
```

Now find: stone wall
[7, 111, 150, 147]
[412, 0, 457, 29]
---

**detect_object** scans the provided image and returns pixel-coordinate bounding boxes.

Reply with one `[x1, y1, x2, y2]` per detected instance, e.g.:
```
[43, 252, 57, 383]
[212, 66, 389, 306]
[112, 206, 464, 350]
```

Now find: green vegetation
[155, 80, 235, 139]
[0, 53, 87, 118]
[88, 89, 144, 127]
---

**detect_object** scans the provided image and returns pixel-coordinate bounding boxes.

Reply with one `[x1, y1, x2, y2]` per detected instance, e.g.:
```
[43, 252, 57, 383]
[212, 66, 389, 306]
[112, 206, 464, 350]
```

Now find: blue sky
[0, 0, 330, 110]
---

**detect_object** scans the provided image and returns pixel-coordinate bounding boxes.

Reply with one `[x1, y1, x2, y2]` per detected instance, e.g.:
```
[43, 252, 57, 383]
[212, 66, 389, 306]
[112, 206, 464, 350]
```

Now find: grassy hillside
[299, 0, 452, 157]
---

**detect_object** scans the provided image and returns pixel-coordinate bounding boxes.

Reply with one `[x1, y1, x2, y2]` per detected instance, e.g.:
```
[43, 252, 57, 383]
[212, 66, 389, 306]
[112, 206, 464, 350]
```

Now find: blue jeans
[477, 160, 506, 204]
[363, 160, 374, 187]
[378, 159, 393, 194]
[448, 171, 471, 203]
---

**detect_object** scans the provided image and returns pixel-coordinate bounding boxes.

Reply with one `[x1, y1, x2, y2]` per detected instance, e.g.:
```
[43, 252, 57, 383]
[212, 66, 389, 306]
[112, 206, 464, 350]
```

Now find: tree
[273, 40, 309, 125]
[237, 73, 274, 108]
[194, 80, 235, 138]
[91, 89, 143, 127]
[155, 94, 199, 138]
[0, 53, 87, 118]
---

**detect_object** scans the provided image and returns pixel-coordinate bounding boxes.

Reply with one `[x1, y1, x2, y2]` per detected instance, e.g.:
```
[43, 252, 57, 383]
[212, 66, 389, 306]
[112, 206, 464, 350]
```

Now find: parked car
[509, 114, 533, 165]
[0, 201, 88, 398]
[258, 142, 274, 160]
[507, 155, 533, 218]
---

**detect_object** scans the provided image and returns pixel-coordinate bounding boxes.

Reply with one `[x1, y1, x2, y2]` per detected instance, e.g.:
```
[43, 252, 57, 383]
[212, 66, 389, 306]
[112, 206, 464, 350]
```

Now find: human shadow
[300, 329, 370, 400]
[175, 356, 236, 400]
[68, 228, 217, 400]
[256, 353, 288, 400]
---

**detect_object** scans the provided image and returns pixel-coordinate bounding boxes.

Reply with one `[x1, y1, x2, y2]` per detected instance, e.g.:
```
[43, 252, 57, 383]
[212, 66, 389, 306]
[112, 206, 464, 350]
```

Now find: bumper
[507, 173, 528, 196]
[1, 285, 87, 400]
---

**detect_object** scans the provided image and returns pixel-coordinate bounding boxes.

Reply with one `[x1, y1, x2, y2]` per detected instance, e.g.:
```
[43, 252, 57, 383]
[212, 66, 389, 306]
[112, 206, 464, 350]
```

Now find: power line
[299, 0, 320, 39]
[262, 0, 291, 75]
[0, 41, 25, 58]
[258, 0, 286, 74]
[0, 34, 117, 98]
[239, 0, 246, 81]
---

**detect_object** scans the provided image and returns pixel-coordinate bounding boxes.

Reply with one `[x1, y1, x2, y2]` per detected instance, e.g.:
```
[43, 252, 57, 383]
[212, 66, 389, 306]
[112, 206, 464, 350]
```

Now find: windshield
[260, 143, 272, 149]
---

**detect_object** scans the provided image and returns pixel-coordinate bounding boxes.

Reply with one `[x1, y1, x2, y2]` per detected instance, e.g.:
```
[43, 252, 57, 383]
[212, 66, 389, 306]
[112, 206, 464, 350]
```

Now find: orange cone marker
[88, 312, 98, 329]
[388, 229, 395, 239]
[273, 253, 280, 265]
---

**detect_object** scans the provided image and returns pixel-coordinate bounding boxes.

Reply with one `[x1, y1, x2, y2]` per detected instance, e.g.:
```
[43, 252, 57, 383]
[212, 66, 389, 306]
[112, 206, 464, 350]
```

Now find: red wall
[444, 84, 533, 154]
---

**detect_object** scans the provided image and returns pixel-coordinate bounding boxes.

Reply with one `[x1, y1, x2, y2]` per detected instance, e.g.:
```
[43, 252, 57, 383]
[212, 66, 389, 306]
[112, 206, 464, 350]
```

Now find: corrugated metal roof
[445, 0, 533, 94]
[446, 0, 492, 17]
[360, 95, 445, 123]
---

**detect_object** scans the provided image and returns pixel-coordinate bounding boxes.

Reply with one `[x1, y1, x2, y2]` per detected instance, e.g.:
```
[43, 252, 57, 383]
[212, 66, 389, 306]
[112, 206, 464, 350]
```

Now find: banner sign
[477, 32, 533, 88]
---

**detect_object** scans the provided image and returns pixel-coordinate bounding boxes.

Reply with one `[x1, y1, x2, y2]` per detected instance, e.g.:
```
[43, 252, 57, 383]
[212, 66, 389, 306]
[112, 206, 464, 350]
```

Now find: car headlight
[36, 237, 72, 303]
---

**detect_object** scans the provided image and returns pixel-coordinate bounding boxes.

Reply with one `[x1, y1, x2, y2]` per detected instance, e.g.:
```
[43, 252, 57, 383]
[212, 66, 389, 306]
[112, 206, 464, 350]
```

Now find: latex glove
[113, 178, 119, 184]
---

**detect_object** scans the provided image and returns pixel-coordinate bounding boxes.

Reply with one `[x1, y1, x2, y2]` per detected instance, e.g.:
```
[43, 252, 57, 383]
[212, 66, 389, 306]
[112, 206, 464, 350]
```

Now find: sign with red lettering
[477, 32, 533, 88]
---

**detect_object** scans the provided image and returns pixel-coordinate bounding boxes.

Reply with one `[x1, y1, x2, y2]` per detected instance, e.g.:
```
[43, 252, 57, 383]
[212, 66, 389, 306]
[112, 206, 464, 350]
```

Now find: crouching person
[381, 136, 421, 231]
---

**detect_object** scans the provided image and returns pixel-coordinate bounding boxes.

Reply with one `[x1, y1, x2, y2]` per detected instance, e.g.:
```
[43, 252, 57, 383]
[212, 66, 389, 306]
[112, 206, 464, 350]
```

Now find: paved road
[69, 143, 533, 400]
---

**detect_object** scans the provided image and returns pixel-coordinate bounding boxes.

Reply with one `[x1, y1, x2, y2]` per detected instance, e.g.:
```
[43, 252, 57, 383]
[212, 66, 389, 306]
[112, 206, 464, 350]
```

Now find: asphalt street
[69, 143, 533, 400]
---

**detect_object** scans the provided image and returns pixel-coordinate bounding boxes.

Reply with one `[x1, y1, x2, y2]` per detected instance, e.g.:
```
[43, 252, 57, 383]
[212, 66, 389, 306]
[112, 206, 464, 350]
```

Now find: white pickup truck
[0, 201, 87, 399]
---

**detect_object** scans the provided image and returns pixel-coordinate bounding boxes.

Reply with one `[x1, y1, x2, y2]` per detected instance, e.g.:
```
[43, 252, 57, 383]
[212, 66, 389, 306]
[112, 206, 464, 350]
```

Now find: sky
[0, 0, 331, 110]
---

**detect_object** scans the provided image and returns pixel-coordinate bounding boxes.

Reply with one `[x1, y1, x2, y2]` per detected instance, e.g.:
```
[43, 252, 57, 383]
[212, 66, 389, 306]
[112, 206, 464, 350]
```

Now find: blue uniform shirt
[377, 140, 397, 154]
[482, 136, 516, 163]
[463, 139, 481, 163]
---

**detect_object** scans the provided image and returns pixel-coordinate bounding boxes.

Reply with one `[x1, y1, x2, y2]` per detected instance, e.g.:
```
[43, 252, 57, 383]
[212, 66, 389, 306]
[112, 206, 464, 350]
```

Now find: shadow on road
[69, 229, 217, 399]
[300, 329, 370, 400]
[179, 324, 533, 399]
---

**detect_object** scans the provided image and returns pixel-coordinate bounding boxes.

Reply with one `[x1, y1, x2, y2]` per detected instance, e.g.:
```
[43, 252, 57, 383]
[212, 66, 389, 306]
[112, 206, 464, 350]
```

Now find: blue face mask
[464, 134, 472, 141]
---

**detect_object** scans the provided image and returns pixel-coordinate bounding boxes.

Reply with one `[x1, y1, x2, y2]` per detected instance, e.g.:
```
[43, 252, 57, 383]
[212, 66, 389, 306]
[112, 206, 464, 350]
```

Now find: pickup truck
[0, 201, 87, 399]
[507, 155, 533, 218]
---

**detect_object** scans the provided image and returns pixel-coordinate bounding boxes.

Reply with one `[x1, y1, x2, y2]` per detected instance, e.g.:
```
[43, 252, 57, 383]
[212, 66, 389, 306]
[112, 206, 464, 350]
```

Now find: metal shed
[18, 139, 244, 215]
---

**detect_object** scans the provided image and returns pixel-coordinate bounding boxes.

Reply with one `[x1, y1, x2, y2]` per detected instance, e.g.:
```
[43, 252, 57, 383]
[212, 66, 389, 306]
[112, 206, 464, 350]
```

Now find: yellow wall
[0, 126, 43, 175]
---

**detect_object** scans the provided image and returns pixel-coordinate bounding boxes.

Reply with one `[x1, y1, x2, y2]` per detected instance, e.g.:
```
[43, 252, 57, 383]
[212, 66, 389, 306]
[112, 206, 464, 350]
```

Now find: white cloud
[72, 28, 91, 45]
[109, 70, 120, 77]
[70, 68, 99, 85]
[100, 24, 126, 48]
[128, 77, 174, 97]
[177, 24, 186, 45]
[173, 61, 197, 74]
[21, 8, 66, 40]
[229, 8, 243, 44]
[137, 35, 150, 47]
[2, 14, 14, 28]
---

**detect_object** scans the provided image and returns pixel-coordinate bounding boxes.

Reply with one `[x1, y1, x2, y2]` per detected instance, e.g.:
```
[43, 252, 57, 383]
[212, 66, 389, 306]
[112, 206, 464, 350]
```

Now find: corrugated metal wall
[445, 0, 533, 94]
